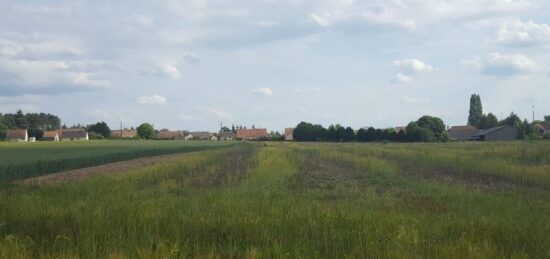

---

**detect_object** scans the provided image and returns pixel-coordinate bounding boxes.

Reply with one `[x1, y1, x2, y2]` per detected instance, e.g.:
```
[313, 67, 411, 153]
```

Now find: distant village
[2, 95, 550, 143]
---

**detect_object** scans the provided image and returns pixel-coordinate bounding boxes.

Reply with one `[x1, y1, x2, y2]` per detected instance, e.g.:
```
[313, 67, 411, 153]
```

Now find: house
[284, 128, 294, 141]
[448, 125, 478, 141]
[470, 125, 518, 141]
[5, 129, 28, 142]
[158, 130, 184, 140]
[236, 128, 269, 140]
[394, 127, 406, 133]
[534, 123, 550, 134]
[210, 135, 219, 141]
[61, 128, 89, 141]
[219, 131, 236, 141]
[111, 129, 137, 139]
[189, 131, 210, 140]
[184, 133, 194, 141]
[42, 130, 60, 141]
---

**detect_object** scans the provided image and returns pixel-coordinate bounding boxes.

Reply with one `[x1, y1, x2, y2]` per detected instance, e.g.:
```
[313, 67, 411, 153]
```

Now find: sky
[1, 0, 549, 132]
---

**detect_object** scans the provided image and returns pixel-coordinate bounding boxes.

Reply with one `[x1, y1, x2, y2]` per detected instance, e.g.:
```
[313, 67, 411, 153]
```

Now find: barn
[5, 129, 28, 142]
[61, 128, 89, 141]
[470, 125, 518, 141]
[42, 131, 60, 141]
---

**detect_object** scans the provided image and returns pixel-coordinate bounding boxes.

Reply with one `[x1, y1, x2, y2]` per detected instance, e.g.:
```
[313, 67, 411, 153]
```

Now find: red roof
[5, 129, 27, 140]
[42, 131, 59, 138]
[236, 128, 268, 140]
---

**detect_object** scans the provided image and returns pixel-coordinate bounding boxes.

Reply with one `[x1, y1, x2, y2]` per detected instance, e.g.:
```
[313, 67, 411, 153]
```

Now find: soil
[19, 153, 188, 186]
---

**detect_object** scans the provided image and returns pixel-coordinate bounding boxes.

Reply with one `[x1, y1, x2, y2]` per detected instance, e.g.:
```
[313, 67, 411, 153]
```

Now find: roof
[111, 129, 137, 138]
[189, 131, 210, 139]
[236, 128, 268, 139]
[448, 125, 478, 140]
[220, 131, 236, 138]
[61, 128, 88, 138]
[471, 125, 509, 137]
[284, 128, 294, 137]
[158, 130, 182, 139]
[42, 131, 59, 138]
[6, 129, 27, 139]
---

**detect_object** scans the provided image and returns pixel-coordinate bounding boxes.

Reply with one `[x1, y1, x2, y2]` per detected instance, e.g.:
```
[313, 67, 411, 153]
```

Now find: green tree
[407, 127, 435, 142]
[500, 112, 522, 127]
[478, 113, 499, 129]
[416, 115, 446, 134]
[365, 127, 378, 142]
[545, 116, 550, 122]
[343, 127, 355, 142]
[468, 94, 483, 126]
[356, 128, 368, 142]
[87, 121, 111, 138]
[327, 125, 337, 141]
[336, 126, 346, 142]
[137, 123, 155, 139]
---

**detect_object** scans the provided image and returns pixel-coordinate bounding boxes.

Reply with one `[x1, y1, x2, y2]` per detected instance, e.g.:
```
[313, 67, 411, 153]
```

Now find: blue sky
[1, 0, 549, 131]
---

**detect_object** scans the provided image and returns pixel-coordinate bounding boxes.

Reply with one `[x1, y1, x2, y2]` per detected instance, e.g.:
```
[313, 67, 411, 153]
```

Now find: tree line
[0, 110, 61, 139]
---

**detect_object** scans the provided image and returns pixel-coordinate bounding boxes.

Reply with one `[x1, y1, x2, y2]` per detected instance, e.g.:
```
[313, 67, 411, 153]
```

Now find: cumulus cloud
[391, 73, 413, 83]
[483, 52, 539, 75]
[140, 63, 181, 79]
[137, 94, 167, 105]
[196, 106, 233, 121]
[496, 20, 550, 47]
[393, 59, 434, 73]
[252, 87, 273, 96]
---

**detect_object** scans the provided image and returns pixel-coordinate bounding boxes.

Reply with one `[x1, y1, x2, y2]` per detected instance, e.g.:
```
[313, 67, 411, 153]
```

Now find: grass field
[1, 141, 550, 258]
[0, 140, 234, 182]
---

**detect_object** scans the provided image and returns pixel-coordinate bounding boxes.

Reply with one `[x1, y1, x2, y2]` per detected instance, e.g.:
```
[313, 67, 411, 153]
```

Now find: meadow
[1, 141, 550, 258]
[0, 140, 234, 182]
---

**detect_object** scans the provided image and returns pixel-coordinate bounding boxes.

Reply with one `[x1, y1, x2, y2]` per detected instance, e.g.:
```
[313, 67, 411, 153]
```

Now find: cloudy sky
[1, 0, 549, 131]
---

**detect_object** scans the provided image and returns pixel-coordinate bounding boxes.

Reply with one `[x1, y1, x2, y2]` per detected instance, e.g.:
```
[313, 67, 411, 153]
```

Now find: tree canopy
[87, 122, 111, 138]
[137, 123, 155, 139]
[468, 94, 483, 126]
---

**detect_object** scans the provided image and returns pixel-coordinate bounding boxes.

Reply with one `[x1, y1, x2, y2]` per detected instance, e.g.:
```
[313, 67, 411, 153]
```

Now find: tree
[407, 127, 435, 142]
[478, 113, 499, 129]
[416, 115, 445, 134]
[137, 123, 155, 139]
[500, 112, 522, 127]
[293, 122, 326, 141]
[327, 125, 337, 141]
[468, 94, 483, 126]
[356, 128, 368, 142]
[336, 126, 346, 142]
[87, 121, 111, 138]
[365, 127, 378, 142]
[343, 127, 355, 142]
[545, 116, 550, 123]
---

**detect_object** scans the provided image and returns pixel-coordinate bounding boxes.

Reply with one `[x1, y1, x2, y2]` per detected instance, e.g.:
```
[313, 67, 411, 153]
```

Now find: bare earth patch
[19, 153, 189, 186]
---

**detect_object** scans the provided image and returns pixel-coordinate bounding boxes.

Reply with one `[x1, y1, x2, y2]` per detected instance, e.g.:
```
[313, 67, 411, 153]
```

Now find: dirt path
[20, 153, 189, 186]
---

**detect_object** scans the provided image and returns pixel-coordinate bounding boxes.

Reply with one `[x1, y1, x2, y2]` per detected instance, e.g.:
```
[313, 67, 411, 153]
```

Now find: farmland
[0, 140, 234, 182]
[1, 141, 550, 258]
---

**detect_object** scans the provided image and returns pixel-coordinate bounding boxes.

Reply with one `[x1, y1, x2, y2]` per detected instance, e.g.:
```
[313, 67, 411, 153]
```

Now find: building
[5, 129, 28, 142]
[236, 128, 269, 140]
[448, 125, 478, 141]
[42, 130, 60, 141]
[219, 131, 236, 141]
[470, 125, 518, 141]
[158, 130, 184, 140]
[394, 127, 406, 133]
[284, 128, 294, 141]
[111, 129, 137, 139]
[61, 128, 89, 141]
[189, 131, 210, 140]
[534, 123, 550, 134]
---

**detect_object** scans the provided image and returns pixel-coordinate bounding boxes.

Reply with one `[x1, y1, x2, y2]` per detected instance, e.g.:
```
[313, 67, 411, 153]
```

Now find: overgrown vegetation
[1, 142, 550, 257]
[0, 140, 234, 182]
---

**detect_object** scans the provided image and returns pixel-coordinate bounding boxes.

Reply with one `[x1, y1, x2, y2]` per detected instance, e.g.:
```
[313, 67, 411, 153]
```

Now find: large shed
[470, 125, 518, 141]
[5, 129, 28, 142]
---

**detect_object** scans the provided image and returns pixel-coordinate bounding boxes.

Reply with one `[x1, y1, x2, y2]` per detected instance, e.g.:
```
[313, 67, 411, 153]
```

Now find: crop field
[0, 140, 234, 182]
[1, 141, 550, 258]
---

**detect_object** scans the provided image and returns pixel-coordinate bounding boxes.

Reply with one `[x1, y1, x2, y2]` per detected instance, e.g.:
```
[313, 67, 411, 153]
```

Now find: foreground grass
[0, 140, 234, 182]
[0, 142, 549, 258]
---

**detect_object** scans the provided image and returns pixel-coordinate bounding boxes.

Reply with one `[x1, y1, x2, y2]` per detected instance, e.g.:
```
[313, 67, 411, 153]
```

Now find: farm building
[111, 129, 137, 139]
[61, 128, 89, 141]
[470, 125, 518, 141]
[534, 123, 550, 134]
[5, 129, 28, 142]
[448, 125, 478, 141]
[189, 132, 210, 141]
[219, 131, 236, 141]
[284, 128, 294, 141]
[394, 127, 406, 133]
[158, 130, 184, 140]
[236, 128, 268, 140]
[42, 131, 60, 141]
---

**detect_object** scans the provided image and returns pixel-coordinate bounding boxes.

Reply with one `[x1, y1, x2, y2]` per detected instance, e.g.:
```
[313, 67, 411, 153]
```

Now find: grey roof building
[470, 125, 518, 141]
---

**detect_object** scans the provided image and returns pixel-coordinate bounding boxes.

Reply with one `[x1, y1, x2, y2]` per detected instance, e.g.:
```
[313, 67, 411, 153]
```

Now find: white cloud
[482, 52, 539, 76]
[137, 94, 167, 105]
[496, 20, 550, 47]
[196, 106, 233, 121]
[393, 59, 434, 73]
[140, 63, 181, 79]
[391, 73, 413, 83]
[252, 87, 273, 96]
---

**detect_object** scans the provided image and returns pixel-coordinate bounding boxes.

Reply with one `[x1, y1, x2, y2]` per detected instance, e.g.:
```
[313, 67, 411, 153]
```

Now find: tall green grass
[0, 142, 549, 258]
[0, 140, 234, 182]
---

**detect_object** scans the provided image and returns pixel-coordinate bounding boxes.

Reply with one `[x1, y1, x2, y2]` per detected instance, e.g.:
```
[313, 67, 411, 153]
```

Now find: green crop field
[1, 141, 550, 258]
[0, 140, 234, 182]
